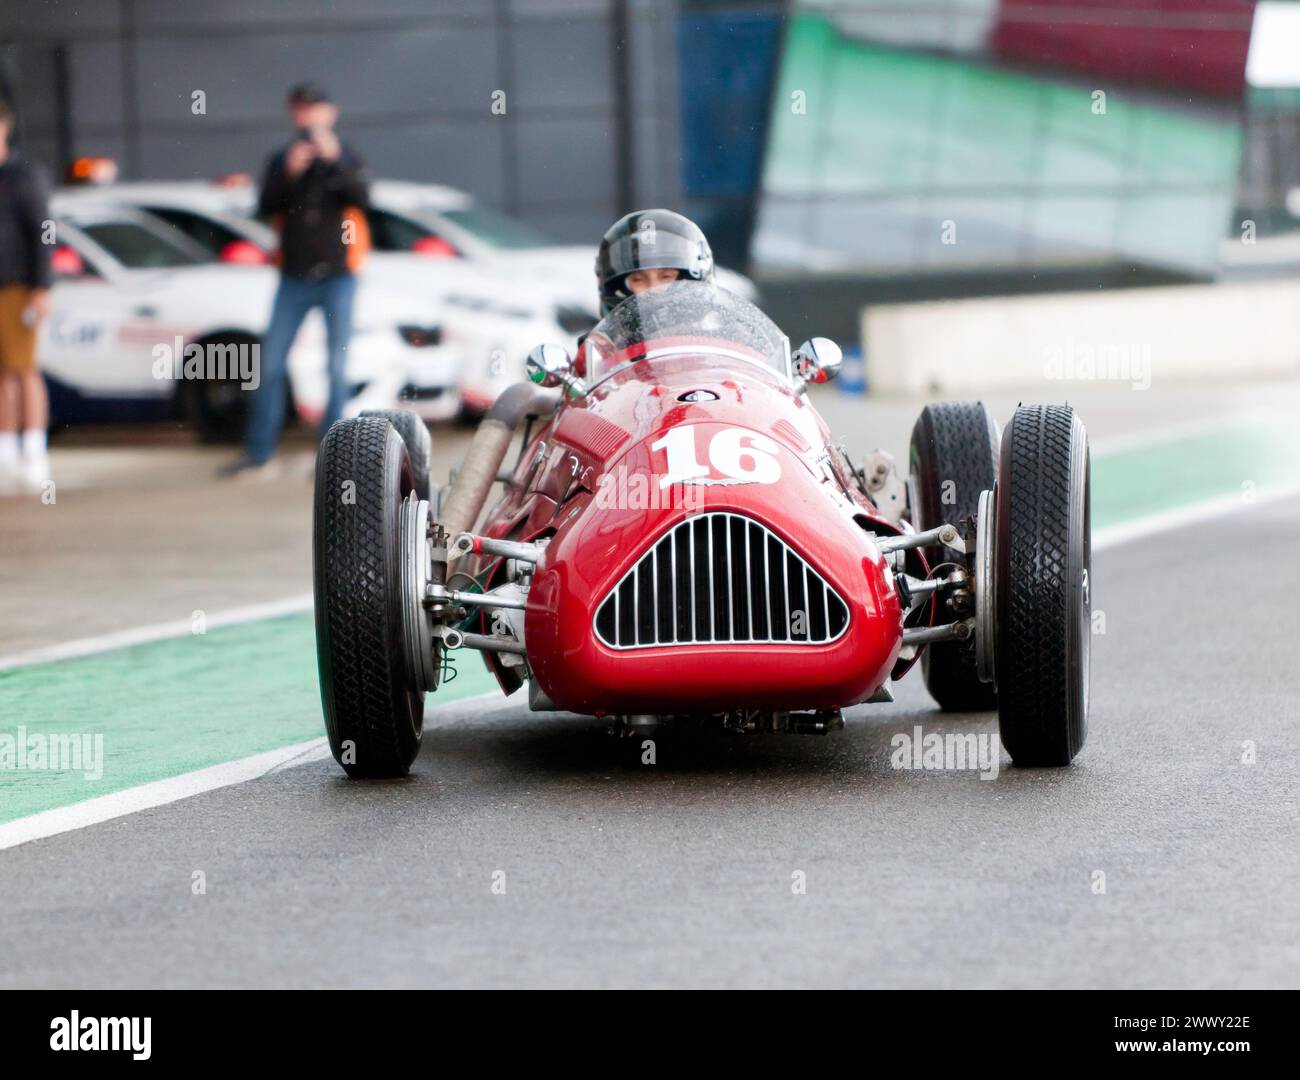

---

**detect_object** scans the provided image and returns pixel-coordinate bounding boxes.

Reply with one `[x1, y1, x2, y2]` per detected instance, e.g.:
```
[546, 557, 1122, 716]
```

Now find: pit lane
[1, 382, 1298, 987]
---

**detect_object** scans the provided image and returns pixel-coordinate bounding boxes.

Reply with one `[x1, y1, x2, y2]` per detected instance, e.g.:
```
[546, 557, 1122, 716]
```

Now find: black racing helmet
[595, 209, 714, 315]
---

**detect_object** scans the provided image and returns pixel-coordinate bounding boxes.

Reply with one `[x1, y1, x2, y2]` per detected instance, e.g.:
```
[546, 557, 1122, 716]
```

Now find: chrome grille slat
[706, 517, 714, 640]
[665, 536, 674, 643]
[762, 525, 771, 637]
[686, 522, 694, 639]
[670, 536, 677, 637]
[652, 541, 659, 645]
[718, 516, 730, 640]
[594, 512, 850, 650]
[800, 559, 810, 637]
[774, 535, 785, 636]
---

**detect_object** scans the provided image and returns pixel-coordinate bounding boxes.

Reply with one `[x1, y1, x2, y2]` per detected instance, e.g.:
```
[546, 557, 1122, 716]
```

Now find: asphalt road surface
[1, 491, 1297, 988]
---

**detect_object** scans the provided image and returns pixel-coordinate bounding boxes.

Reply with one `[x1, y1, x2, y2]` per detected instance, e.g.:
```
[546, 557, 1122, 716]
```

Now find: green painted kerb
[0, 615, 500, 824]
[1092, 419, 1300, 529]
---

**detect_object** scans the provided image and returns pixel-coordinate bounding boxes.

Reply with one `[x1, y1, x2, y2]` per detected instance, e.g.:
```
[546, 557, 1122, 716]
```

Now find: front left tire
[994, 404, 1091, 766]
[360, 408, 433, 502]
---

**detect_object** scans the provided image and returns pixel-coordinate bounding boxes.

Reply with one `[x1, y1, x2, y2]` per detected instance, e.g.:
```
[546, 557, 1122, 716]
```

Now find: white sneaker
[20, 454, 51, 493]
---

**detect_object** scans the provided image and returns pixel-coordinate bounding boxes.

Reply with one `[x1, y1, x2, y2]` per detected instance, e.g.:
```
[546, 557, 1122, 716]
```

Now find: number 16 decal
[651, 426, 781, 489]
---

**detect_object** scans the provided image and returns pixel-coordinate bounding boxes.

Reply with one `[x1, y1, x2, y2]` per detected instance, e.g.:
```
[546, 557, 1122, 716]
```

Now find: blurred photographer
[0, 99, 52, 494]
[223, 82, 370, 478]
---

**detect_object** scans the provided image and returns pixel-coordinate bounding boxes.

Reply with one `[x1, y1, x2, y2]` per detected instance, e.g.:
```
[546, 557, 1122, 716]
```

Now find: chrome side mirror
[525, 343, 585, 396]
[792, 337, 843, 388]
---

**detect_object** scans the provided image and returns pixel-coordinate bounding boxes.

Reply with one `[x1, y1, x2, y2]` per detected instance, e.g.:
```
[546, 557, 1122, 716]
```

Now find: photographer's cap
[287, 82, 330, 106]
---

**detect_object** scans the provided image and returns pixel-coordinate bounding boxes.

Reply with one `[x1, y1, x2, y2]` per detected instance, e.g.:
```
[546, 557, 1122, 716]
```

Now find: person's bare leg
[0, 371, 18, 432]
[19, 370, 47, 430]
[17, 370, 49, 487]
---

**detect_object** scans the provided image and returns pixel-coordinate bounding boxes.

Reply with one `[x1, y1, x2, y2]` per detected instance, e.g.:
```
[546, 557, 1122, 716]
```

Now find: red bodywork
[472, 350, 905, 716]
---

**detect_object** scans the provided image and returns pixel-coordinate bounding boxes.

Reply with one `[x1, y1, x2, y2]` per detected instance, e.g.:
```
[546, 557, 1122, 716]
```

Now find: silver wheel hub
[974, 487, 997, 687]
[399, 495, 440, 693]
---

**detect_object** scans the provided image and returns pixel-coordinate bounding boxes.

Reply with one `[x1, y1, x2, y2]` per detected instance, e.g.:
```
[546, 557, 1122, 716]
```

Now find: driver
[576, 209, 715, 377]
[595, 208, 714, 314]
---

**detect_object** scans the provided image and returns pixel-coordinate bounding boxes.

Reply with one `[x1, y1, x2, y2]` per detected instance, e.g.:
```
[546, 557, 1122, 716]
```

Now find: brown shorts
[0, 285, 39, 374]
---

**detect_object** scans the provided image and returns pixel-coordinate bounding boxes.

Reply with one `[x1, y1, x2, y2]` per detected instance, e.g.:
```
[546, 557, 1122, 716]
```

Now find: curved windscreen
[583, 281, 790, 383]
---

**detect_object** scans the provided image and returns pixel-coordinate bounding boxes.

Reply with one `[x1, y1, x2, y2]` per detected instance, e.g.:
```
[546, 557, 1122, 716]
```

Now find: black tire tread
[909, 402, 998, 711]
[996, 404, 1089, 766]
[360, 408, 433, 502]
[313, 417, 423, 778]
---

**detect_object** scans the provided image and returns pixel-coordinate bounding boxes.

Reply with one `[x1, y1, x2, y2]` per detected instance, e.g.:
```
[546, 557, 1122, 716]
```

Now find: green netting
[761, 13, 1244, 273]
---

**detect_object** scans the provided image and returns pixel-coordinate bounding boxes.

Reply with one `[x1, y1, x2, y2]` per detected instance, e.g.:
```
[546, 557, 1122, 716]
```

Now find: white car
[362, 179, 759, 312]
[45, 199, 460, 439]
[61, 178, 759, 412]
[59, 180, 584, 414]
[363, 182, 761, 407]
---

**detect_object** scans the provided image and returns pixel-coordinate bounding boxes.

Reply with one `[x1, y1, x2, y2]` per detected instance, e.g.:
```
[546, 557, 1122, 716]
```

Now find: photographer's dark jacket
[257, 141, 369, 280]
[0, 155, 52, 289]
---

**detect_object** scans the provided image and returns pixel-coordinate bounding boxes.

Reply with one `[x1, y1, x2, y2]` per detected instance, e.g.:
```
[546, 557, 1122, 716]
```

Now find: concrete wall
[0, 0, 683, 242]
[863, 280, 1300, 395]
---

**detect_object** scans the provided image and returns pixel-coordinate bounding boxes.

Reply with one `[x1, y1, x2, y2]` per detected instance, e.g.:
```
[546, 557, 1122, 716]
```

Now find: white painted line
[0, 691, 504, 851]
[0, 737, 326, 852]
[1094, 481, 1300, 551]
[0, 593, 313, 672]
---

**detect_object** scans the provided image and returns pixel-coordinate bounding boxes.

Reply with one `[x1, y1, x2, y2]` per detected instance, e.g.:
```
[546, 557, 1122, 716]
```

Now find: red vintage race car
[312, 280, 1090, 778]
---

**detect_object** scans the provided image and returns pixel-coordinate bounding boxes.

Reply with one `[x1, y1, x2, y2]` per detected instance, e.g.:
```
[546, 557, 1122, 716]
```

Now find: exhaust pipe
[439, 382, 555, 540]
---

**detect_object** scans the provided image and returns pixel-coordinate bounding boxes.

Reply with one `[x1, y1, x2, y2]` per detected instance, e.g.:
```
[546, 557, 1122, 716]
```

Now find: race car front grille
[593, 512, 850, 649]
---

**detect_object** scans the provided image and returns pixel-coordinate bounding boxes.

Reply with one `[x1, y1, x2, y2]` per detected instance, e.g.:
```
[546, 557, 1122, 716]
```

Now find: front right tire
[313, 416, 425, 778]
[909, 401, 1000, 711]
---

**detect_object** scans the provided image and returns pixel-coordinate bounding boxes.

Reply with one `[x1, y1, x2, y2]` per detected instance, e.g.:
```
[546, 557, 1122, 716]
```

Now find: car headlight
[398, 324, 443, 348]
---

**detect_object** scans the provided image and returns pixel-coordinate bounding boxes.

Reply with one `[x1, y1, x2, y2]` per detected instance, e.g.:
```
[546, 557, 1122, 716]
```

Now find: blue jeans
[245, 272, 357, 464]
